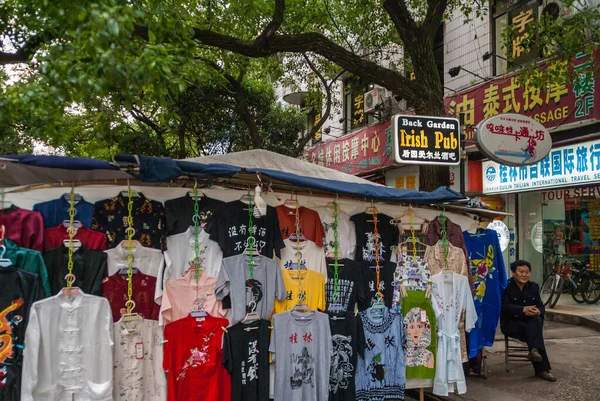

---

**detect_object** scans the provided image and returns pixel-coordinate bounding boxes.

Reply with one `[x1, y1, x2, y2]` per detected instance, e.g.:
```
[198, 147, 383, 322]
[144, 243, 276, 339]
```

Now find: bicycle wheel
[583, 273, 600, 304]
[571, 276, 588, 304]
[540, 274, 558, 307]
[548, 276, 564, 308]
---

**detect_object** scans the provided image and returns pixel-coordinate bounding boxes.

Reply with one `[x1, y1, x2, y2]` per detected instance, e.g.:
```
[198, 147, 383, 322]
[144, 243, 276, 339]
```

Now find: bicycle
[540, 256, 591, 308]
[582, 269, 600, 304]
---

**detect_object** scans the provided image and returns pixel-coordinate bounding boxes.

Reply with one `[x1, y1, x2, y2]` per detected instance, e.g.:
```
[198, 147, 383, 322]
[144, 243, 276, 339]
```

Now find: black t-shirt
[351, 212, 399, 263]
[329, 316, 365, 401]
[43, 245, 107, 296]
[222, 319, 271, 401]
[325, 258, 364, 317]
[164, 193, 224, 236]
[208, 201, 285, 259]
[0, 268, 45, 401]
[357, 261, 396, 311]
[92, 193, 167, 250]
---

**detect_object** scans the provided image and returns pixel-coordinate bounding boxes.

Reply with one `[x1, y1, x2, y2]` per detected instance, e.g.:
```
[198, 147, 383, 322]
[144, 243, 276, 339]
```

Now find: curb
[545, 310, 600, 332]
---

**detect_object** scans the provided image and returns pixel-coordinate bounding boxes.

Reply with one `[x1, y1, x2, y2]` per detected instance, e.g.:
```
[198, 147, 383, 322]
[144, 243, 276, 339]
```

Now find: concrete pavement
[406, 321, 600, 401]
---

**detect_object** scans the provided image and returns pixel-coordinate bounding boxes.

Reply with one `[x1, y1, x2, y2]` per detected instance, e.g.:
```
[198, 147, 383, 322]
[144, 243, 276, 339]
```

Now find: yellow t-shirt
[273, 268, 325, 315]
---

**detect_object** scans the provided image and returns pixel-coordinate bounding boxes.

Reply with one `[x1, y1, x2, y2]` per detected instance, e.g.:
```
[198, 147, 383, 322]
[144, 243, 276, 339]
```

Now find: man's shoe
[527, 349, 542, 362]
[536, 371, 557, 382]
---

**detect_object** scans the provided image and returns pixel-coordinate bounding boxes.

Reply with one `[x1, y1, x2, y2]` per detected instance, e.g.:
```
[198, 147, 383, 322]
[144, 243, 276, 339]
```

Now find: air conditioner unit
[364, 87, 386, 114]
[542, 0, 588, 21]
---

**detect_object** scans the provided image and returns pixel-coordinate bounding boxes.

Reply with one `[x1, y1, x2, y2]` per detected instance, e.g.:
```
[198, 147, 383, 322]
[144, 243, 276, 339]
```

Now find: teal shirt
[2, 238, 51, 297]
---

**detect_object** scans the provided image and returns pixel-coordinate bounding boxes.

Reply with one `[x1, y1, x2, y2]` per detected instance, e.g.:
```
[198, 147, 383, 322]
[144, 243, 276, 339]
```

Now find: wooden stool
[504, 335, 529, 372]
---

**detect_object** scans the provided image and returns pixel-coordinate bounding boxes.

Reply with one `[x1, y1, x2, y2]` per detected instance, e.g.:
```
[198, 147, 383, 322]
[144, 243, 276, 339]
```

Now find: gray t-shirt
[216, 254, 286, 325]
[269, 310, 332, 401]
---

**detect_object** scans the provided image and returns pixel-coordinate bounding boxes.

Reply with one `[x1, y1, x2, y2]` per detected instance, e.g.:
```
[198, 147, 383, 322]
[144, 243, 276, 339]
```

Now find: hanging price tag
[136, 342, 144, 359]
[420, 309, 427, 323]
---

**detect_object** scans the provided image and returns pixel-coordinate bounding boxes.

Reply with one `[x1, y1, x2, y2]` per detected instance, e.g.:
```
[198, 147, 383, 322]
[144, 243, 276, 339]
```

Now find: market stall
[0, 150, 507, 401]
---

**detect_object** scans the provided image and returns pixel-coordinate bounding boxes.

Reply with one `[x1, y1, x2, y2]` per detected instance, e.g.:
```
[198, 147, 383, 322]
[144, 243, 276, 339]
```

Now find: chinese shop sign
[482, 138, 600, 194]
[445, 52, 600, 134]
[509, 1, 538, 66]
[477, 113, 551, 166]
[392, 115, 461, 165]
[304, 121, 393, 174]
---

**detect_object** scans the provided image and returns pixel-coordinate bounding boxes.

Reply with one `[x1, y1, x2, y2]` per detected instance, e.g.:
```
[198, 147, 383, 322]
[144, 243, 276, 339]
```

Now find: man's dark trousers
[502, 316, 551, 373]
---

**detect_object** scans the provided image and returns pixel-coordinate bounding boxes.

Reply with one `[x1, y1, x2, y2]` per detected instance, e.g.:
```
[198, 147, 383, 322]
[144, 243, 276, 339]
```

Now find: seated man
[501, 260, 556, 382]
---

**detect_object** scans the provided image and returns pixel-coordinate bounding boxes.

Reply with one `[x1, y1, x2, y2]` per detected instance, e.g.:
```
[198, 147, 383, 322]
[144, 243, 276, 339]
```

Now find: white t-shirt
[157, 228, 223, 304]
[278, 238, 327, 278]
[316, 207, 356, 260]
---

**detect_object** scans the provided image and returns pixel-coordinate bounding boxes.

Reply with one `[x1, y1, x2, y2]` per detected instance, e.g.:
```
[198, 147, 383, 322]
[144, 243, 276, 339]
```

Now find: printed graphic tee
[316, 207, 356, 260]
[325, 258, 364, 317]
[273, 269, 326, 315]
[208, 201, 285, 259]
[357, 261, 396, 312]
[401, 290, 436, 380]
[351, 212, 399, 263]
[276, 206, 325, 247]
[163, 314, 231, 401]
[279, 238, 327, 278]
[269, 310, 332, 401]
[328, 317, 365, 401]
[223, 319, 271, 401]
[164, 193, 224, 236]
[216, 254, 287, 326]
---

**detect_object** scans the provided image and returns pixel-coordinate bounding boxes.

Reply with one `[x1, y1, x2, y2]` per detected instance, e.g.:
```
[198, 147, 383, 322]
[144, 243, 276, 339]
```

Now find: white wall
[444, 8, 493, 95]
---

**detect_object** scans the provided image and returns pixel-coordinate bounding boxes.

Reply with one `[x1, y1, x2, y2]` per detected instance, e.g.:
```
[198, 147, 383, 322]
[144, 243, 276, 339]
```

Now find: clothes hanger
[0, 244, 14, 268]
[121, 179, 140, 198]
[390, 205, 429, 227]
[190, 297, 208, 318]
[60, 273, 81, 297]
[121, 299, 143, 322]
[119, 238, 140, 250]
[365, 199, 378, 215]
[241, 301, 261, 329]
[282, 191, 300, 214]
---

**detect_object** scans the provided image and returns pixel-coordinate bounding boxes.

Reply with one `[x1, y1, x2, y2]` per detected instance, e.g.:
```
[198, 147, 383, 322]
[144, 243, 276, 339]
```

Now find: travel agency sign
[476, 113, 552, 166]
[392, 115, 461, 165]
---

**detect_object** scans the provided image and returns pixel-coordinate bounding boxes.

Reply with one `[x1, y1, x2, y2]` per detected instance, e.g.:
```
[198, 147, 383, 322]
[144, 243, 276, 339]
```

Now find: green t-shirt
[401, 290, 436, 380]
[3, 238, 51, 296]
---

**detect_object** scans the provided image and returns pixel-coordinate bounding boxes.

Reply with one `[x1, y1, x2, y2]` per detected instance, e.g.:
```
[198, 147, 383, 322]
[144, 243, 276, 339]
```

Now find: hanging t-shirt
[21, 293, 115, 401]
[328, 317, 365, 401]
[113, 318, 167, 401]
[163, 314, 231, 401]
[273, 269, 325, 315]
[105, 243, 165, 277]
[162, 228, 223, 285]
[208, 201, 285, 259]
[316, 207, 356, 260]
[401, 290, 436, 380]
[269, 310, 332, 401]
[276, 206, 325, 247]
[351, 212, 399, 263]
[356, 307, 406, 401]
[92, 193, 167, 250]
[164, 193, 224, 236]
[43, 244, 107, 296]
[325, 258, 364, 317]
[3, 238, 51, 296]
[0, 268, 45, 401]
[279, 238, 327, 278]
[33, 195, 94, 229]
[0, 206, 44, 251]
[223, 319, 271, 401]
[102, 271, 160, 322]
[44, 224, 107, 251]
[392, 255, 430, 312]
[357, 261, 396, 312]
[216, 254, 286, 325]
[462, 229, 508, 358]
[160, 272, 225, 325]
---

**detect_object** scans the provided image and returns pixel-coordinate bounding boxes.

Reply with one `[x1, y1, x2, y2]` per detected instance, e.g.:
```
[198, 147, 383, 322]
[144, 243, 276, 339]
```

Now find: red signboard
[304, 121, 393, 174]
[445, 51, 600, 131]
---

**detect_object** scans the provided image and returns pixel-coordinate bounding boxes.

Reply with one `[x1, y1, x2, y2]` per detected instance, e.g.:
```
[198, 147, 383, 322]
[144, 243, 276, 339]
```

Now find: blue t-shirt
[463, 229, 508, 358]
[33, 195, 94, 229]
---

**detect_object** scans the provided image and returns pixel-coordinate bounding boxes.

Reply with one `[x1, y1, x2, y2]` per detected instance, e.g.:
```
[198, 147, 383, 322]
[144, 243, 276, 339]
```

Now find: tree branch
[129, 106, 168, 150]
[422, 0, 448, 44]
[382, 0, 418, 46]
[0, 33, 52, 65]
[255, 0, 285, 47]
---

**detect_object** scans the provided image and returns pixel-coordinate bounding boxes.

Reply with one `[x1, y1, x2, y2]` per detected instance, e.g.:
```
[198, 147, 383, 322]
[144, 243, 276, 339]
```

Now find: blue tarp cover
[2, 153, 465, 204]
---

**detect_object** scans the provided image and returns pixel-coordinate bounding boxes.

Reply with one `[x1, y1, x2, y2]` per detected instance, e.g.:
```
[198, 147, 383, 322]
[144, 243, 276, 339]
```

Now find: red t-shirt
[275, 206, 325, 247]
[163, 314, 231, 401]
[102, 271, 160, 322]
[44, 224, 108, 251]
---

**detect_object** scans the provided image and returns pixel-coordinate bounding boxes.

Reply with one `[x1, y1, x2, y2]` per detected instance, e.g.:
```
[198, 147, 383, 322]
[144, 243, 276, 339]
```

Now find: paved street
[407, 321, 600, 401]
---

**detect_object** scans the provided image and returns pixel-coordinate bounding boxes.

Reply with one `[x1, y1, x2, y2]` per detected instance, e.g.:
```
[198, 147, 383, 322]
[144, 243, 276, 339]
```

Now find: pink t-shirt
[160, 271, 225, 325]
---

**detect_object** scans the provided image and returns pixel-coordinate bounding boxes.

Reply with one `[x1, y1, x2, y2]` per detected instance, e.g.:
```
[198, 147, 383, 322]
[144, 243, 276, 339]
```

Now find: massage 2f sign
[392, 115, 461, 165]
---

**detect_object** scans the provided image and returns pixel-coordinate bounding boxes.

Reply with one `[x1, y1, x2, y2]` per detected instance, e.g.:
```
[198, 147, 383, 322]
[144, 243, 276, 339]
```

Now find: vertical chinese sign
[304, 121, 393, 174]
[509, 0, 538, 66]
